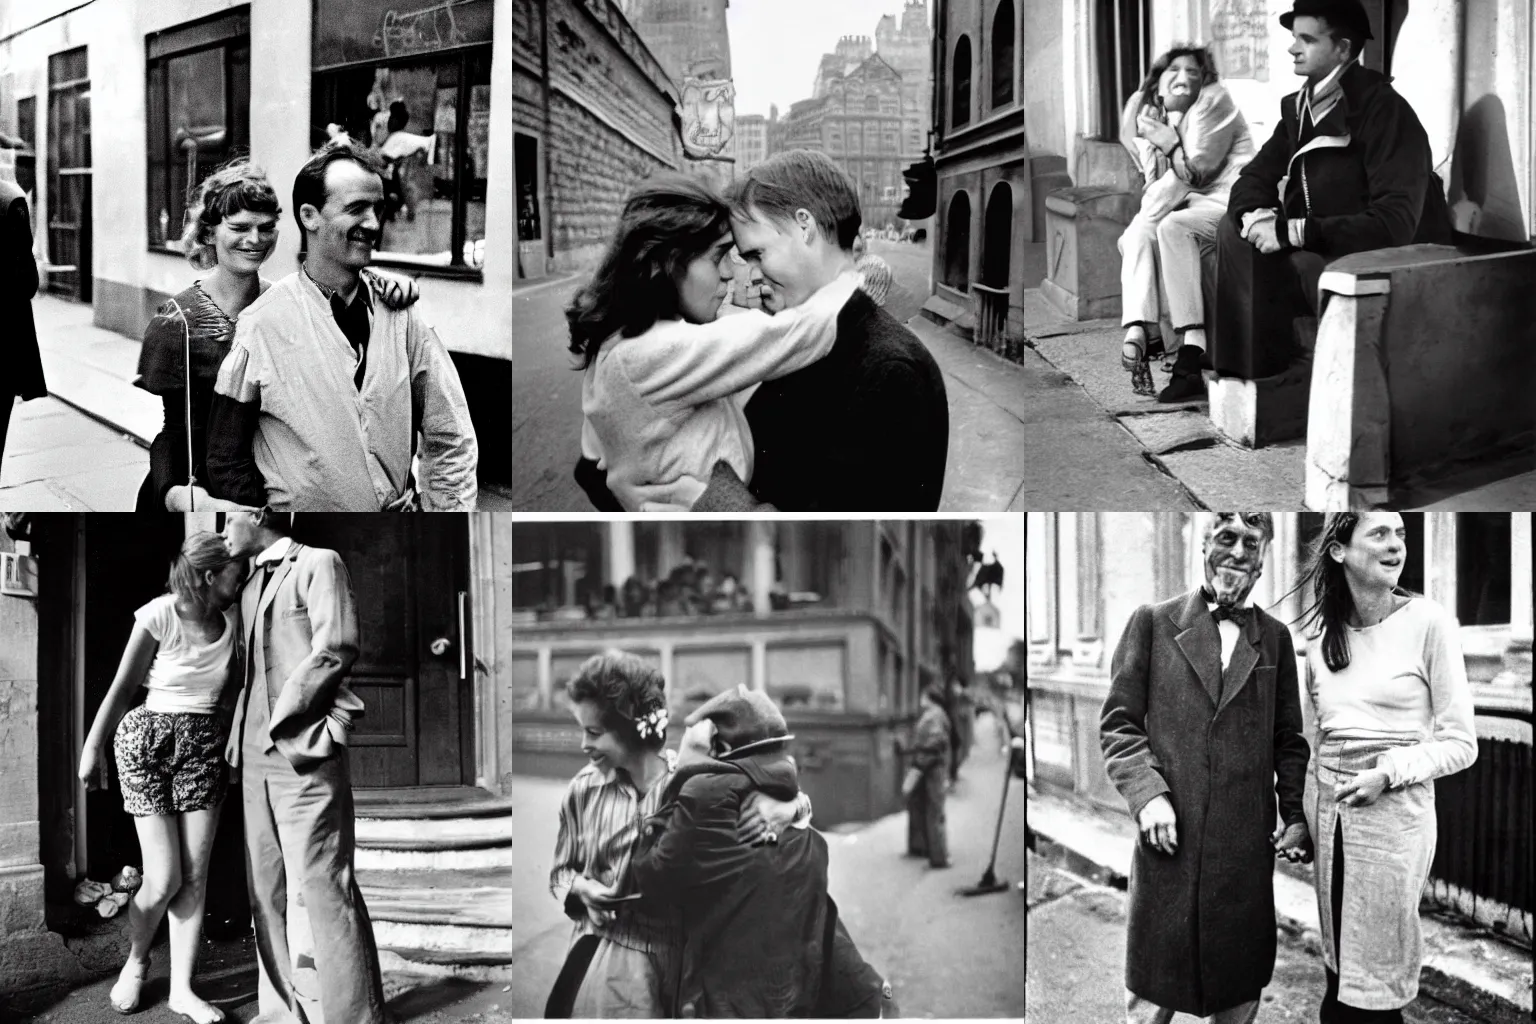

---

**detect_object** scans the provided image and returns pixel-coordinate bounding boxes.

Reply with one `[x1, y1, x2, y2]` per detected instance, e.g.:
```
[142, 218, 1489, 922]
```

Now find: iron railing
[973, 282, 1012, 357]
[1428, 732, 1532, 931]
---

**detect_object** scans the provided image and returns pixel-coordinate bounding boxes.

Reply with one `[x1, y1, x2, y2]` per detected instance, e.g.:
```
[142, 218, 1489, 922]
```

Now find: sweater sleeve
[1179, 85, 1243, 189]
[206, 342, 268, 507]
[407, 312, 479, 511]
[147, 391, 191, 509]
[1228, 107, 1294, 224]
[831, 358, 942, 511]
[1377, 606, 1478, 788]
[615, 270, 861, 408]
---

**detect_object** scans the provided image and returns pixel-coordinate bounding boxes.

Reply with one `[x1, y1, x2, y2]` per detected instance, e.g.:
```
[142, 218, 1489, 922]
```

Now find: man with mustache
[206, 140, 479, 510]
[1100, 513, 1312, 1024]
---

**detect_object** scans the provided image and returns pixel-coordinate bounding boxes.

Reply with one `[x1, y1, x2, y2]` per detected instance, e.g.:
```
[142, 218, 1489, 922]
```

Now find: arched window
[943, 191, 971, 291]
[952, 35, 972, 128]
[982, 182, 1013, 288]
[991, 1, 1015, 109]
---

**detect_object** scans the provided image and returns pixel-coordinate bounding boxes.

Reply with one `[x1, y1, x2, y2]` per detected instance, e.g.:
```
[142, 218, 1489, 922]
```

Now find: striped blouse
[550, 748, 683, 955]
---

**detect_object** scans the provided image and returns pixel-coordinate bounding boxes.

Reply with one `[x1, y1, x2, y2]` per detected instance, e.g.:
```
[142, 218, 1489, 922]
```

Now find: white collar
[255, 537, 293, 567]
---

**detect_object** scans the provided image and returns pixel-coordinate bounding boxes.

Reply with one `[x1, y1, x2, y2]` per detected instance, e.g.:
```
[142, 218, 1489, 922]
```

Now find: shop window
[146, 9, 252, 253]
[1457, 514, 1512, 626]
[767, 643, 846, 711]
[671, 647, 752, 716]
[510, 523, 604, 614]
[311, 0, 494, 275]
[515, 131, 540, 241]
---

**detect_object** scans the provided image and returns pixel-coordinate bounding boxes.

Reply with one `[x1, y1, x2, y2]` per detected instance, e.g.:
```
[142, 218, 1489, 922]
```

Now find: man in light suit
[223, 510, 386, 1024]
[1100, 512, 1312, 1024]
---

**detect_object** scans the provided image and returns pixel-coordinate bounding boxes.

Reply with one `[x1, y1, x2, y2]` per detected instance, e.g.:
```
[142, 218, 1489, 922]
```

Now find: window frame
[952, 34, 972, 129]
[309, 42, 492, 281]
[144, 9, 252, 258]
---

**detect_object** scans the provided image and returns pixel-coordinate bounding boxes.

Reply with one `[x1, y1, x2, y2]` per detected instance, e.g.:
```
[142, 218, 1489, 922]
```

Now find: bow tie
[1210, 603, 1252, 626]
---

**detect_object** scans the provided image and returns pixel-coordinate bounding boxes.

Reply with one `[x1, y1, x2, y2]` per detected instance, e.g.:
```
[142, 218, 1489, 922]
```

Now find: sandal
[1121, 326, 1159, 397]
[110, 956, 150, 1014]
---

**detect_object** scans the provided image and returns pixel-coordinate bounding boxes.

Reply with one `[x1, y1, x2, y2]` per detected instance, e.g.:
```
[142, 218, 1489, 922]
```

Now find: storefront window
[145, 9, 251, 253]
[767, 643, 846, 711]
[311, 0, 492, 274]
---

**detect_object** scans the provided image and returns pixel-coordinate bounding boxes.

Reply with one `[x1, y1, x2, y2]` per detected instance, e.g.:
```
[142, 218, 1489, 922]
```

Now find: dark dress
[133, 283, 239, 511]
[0, 179, 44, 465]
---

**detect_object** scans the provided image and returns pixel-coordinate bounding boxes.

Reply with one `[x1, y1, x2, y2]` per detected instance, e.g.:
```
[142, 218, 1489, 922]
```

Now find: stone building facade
[1027, 512, 1534, 938]
[511, 520, 978, 826]
[877, 0, 935, 163]
[514, 0, 681, 277]
[735, 112, 767, 172]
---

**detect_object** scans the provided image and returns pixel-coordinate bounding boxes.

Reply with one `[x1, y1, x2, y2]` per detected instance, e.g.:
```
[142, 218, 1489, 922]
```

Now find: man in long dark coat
[1101, 512, 1312, 1023]
[0, 162, 45, 467]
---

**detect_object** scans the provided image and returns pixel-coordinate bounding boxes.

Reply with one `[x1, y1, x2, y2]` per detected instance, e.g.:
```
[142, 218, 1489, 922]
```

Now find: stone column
[606, 522, 636, 588]
[1392, 0, 1463, 178]
[747, 522, 775, 618]
[1494, 513, 1533, 688]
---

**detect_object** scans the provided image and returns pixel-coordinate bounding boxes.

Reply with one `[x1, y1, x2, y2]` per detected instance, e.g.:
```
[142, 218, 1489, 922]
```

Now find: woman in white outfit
[1117, 46, 1255, 403]
[1294, 512, 1477, 1023]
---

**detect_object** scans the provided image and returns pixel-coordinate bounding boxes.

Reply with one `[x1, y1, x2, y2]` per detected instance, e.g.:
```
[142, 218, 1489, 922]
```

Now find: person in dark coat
[904, 683, 952, 867]
[1188, 0, 1453, 398]
[947, 677, 976, 786]
[0, 170, 45, 467]
[629, 686, 895, 1018]
[1100, 512, 1313, 1023]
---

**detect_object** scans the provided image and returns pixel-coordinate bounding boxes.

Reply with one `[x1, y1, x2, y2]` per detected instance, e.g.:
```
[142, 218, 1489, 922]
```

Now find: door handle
[430, 637, 453, 656]
[457, 590, 468, 681]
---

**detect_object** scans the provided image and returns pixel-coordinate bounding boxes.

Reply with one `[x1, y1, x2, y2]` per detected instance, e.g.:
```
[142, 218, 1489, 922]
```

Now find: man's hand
[571, 875, 620, 930]
[1270, 821, 1314, 863]
[1335, 767, 1390, 808]
[1136, 794, 1179, 855]
[1136, 112, 1179, 154]
[1248, 218, 1284, 254]
[738, 790, 802, 846]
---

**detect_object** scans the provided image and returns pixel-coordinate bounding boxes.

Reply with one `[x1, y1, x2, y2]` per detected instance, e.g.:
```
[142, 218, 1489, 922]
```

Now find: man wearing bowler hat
[1189, 0, 1452, 400]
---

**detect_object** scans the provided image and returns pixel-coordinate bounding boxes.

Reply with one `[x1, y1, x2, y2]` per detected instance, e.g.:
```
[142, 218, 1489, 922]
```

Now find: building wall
[1023, 0, 1064, 157]
[513, 0, 679, 274]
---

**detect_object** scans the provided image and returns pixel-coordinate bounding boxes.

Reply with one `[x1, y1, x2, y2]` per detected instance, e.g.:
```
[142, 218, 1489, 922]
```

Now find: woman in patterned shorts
[78, 532, 246, 1022]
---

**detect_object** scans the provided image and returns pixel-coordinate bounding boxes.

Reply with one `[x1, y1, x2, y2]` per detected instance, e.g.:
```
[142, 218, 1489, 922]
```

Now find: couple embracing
[571, 149, 949, 513]
[79, 511, 385, 1023]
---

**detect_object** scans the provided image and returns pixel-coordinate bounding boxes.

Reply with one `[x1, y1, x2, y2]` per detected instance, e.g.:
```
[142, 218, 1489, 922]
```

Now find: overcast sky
[725, 0, 929, 120]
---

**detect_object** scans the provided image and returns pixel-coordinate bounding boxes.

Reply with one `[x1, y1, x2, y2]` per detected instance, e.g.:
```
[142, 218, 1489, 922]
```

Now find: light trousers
[1126, 991, 1261, 1024]
[1118, 195, 1227, 333]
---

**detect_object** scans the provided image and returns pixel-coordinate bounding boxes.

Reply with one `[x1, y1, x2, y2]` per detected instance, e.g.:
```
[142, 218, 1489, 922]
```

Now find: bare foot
[168, 989, 226, 1023]
[109, 956, 149, 1014]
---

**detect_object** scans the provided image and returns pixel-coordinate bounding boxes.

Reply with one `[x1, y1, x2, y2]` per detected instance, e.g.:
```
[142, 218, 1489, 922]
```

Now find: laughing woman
[1296, 512, 1477, 1023]
[547, 651, 809, 1017]
[76, 533, 247, 1022]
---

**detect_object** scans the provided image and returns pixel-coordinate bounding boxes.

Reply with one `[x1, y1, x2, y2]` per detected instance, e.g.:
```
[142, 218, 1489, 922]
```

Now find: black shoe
[1158, 346, 1206, 403]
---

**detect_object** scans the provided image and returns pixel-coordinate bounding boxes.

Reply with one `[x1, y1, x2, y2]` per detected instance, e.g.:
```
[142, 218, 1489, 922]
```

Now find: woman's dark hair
[180, 158, 282, 271]
[1137, 45, 1220, 108]
[1292, 513, 1416, 672]
[566, 650, 668, 752]
[566, 172, 732, 369]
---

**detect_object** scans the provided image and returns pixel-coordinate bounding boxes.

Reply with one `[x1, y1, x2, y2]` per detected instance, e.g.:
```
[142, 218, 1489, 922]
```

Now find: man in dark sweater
[1175, 0, 1452, 400]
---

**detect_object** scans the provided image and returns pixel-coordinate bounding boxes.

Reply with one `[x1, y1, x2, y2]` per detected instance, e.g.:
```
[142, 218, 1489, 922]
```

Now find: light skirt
[570, 936, 676, 1019]
[1304, 733, 1437, 1011]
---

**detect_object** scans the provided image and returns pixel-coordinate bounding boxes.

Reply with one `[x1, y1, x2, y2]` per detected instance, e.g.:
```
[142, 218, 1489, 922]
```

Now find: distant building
[877, 1, 934, 171]
[766, 102, 786, 158]
[927, 0, 1022, 344]
[735, 113, 767, 172]
[514, 0, 681, 277]
[511, 520, 978, 826]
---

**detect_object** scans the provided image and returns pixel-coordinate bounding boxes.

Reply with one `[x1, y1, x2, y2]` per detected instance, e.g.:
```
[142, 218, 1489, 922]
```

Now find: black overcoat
[0, 179, 45, 401]
[1100, 589, 1310, 1015]
[1227, 61, 1452, 258]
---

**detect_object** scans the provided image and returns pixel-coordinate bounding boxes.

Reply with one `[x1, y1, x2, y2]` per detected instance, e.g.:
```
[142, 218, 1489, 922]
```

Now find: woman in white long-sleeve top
[1295, 511, 1478, 1024]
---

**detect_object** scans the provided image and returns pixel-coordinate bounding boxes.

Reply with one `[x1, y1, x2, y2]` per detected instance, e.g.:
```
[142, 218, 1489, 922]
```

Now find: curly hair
[566, 650, 669, 752]
[1136, 45, 1220, 110]
[179, 158, 282, 271]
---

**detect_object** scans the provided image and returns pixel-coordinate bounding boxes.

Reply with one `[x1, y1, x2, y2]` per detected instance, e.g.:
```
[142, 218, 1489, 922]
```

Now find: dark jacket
[631, 750, 886, 1018]
[1228, 62, 1452, 258]
[0, 179, 45, 401]
[133, 283, 237, 511]
[744, 289, 948, 511]
[1099, 589, 1310, 1016]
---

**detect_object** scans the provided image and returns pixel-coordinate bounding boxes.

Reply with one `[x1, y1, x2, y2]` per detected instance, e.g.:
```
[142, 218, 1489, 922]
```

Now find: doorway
[982, 181, 1013, 288]
[288, 515, 474, 789]
[46, 46, 91, 302]
[944, 190, 971, 291]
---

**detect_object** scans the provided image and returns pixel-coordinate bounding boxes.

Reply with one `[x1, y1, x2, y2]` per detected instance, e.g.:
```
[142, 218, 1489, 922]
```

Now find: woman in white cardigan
[1117, 46, 1255, 403]
[1295, 512, 1477, 1024]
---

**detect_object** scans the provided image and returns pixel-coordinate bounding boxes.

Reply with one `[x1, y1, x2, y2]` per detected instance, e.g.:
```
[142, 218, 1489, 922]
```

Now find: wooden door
[46, 46, 91, 302]
[288, 515, 471, 788]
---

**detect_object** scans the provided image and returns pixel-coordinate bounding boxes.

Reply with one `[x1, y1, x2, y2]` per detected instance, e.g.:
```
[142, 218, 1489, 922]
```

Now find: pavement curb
[1028, 789, 1533, 1023]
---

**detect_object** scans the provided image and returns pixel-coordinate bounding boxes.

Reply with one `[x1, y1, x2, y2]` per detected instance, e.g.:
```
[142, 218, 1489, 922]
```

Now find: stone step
[373, 921, 513, 966]
[354, 786, 514, 820]
[355, 813, 510, 851]
[357, 843, 510, 872]
[359, 867, 512, 929]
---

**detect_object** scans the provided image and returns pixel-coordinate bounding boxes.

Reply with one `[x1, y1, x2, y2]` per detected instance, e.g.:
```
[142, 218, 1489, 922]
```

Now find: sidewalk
[911, 313, 1197, 510]
[1028, 786, 1534, 1022]
[20, 295, 513, 510]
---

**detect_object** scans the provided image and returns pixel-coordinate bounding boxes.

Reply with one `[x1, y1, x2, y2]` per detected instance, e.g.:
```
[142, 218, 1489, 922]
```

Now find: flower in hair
[634, 704, 670, 741]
